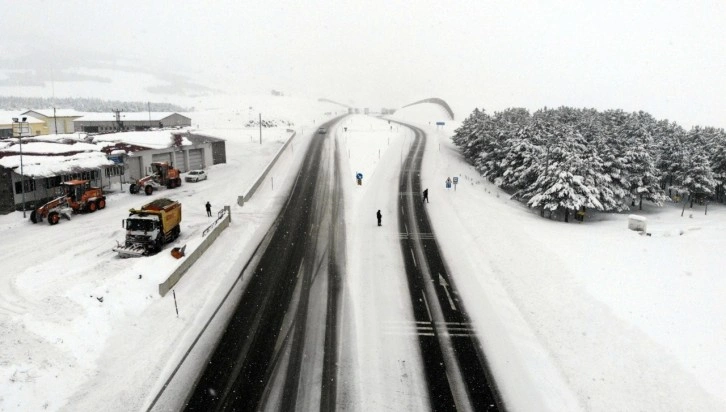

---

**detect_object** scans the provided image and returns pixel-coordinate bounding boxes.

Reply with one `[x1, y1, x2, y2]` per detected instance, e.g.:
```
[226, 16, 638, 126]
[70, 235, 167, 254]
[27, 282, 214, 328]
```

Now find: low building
[0, 139, 118, 214]
[22, 109, 83, 134]
[120, 131, 226, 180]
[0, 112, 48, 138]
[0, 130, 225, 214]
[74, 112, 191, 133]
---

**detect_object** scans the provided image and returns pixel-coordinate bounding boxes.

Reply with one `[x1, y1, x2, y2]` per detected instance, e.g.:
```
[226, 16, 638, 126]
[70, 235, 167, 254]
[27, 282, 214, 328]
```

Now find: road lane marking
[438, 273, 457, 311]
[410, 248, 416, 267]
[421, 290, 432, 322]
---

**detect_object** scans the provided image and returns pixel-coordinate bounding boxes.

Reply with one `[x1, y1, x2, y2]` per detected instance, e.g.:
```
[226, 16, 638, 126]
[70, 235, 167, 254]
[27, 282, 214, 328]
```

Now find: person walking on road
[376, 210, 382, 226]
[205, 201, 212, 217]
[423, 188, 429, 203]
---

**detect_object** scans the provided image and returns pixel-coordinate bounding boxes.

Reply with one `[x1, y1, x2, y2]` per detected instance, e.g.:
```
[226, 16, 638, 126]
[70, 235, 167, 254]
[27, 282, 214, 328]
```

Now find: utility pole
[53, 107, 58, 134]
[259, 113, 262, 144]
[12, 118, 29, 218]
[148, 102, 151, 129]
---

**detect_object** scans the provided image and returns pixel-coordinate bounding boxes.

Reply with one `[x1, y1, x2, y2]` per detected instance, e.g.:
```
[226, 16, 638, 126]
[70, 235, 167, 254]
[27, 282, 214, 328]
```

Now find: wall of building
[74, 113, 191, 132]
[1, 167, 111, 213]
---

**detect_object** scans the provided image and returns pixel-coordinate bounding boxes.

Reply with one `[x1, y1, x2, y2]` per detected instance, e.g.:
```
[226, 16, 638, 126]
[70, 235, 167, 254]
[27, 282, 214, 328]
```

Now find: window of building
[15, 179, 36, 194]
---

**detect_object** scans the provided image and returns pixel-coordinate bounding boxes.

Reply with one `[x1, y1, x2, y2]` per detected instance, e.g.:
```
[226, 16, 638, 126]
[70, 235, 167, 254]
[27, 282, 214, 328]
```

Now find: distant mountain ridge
[0, 96, 191, 112]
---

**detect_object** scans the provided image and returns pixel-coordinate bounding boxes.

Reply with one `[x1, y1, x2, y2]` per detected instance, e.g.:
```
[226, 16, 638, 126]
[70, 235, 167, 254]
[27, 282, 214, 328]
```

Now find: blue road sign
[436, 121, 445, 126]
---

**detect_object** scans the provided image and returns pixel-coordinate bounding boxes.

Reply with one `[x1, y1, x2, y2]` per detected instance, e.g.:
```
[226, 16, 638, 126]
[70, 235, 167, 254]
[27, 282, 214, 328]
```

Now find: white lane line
[421, 290, 432, 322]
[438, 273, 457, 311]
[410, 248, 416, 267]
[404, 223, 408, 234]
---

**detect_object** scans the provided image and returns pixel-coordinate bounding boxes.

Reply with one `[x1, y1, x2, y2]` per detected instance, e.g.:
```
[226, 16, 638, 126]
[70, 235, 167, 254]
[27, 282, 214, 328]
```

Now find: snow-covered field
[0, 98, 724, 411]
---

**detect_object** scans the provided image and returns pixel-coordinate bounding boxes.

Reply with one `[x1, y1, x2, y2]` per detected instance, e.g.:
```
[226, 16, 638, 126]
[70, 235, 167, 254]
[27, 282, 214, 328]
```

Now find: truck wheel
[87, 202, 97, 213]
[176, 178, 182, 187]
[129, 184, 138, 194]
[48, 212, 60, 225]
[30, 210, 38, 224]
[97, 199, 106, 210]
[171, 225, 180, 240]
[145, 185, 153, 196]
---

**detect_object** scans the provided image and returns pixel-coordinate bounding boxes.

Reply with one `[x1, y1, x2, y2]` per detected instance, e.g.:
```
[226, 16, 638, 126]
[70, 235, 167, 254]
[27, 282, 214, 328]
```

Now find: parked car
[318, 127, 327, 134]
[185, 170, 208, 182]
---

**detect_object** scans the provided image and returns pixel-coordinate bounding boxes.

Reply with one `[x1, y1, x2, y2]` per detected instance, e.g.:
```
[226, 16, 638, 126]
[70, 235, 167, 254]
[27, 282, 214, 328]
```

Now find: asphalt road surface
[185, 119, 345, 411]
[184, 118, 502, 411]
[395, 121, 503, 411]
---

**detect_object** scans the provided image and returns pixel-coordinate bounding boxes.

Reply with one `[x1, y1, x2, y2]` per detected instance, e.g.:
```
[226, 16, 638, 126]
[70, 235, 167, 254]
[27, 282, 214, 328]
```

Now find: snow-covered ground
[1, 99, 724, 411]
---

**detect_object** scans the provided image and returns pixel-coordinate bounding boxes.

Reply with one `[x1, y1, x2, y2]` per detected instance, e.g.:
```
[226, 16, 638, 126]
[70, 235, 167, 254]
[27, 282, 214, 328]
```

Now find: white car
[185, 170, 208, 182]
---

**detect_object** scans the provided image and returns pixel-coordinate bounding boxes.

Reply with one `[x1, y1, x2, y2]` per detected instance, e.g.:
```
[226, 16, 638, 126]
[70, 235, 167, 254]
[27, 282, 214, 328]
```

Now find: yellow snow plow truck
[113, 198, 182, 257]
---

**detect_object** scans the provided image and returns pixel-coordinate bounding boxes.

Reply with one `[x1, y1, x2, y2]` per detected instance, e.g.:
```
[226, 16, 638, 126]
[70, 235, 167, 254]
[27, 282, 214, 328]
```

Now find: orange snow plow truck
[129, 162, 182, 196]
[113, 198, 182, 257]
[30, 180, 106, 225]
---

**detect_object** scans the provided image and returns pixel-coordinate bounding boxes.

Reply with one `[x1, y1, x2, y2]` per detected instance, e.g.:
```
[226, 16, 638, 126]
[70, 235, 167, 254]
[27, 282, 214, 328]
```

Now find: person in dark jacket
[376, 210, 382, 226]
[206, 201, 212, 217]
[423, 188, 429, 203]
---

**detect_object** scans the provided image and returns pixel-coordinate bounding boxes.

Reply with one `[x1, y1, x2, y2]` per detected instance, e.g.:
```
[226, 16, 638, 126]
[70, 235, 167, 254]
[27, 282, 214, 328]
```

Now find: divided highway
[181, 118, 502, 411]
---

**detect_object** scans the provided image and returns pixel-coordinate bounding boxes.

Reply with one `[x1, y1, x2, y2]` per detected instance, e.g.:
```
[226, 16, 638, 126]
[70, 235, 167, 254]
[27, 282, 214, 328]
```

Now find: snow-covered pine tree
[596, 110, 630, 210]
[678, 127, 717, 207]
[619, 114, 666, 210]
[708, 128, 726, 202]
[499, 124, 542, 192]
[474, 108, 530, 182]
[452, 108, 487, 162]
[653, 120, 687, 193]
[519, 125, 603, 222]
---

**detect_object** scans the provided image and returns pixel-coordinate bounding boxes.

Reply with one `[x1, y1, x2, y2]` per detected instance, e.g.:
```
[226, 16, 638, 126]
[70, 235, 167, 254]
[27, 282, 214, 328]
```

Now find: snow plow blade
[113, 243, 147, 258]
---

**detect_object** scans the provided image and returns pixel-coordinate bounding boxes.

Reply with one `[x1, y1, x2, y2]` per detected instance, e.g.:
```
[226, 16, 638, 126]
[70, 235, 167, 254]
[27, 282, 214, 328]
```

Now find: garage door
[174, 151, 186, 172]
[188, 149, 203, 170]
[152, 152, 172, 165]
[126, 157, 143, 180]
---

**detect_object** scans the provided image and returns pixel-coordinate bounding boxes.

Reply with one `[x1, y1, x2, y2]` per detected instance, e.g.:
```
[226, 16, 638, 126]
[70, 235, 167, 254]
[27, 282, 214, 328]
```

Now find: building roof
[0, 111, 47, 126]
[22, 109, 84, 119]
[92, 130, 192, 150]
[0, 151, 114, 177]
[74, 112, 190, 122]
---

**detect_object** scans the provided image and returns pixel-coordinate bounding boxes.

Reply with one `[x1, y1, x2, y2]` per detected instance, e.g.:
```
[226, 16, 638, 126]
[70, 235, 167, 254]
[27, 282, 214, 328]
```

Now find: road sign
[436, 121, 445, 126]
[452, 177, 458, 184]
[356, 172, 363, 180]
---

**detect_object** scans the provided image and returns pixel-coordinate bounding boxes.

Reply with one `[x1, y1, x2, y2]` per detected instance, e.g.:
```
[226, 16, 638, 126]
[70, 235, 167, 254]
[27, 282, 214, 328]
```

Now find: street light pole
[12, 117, 28, 218]
[53, 107, 58, 134]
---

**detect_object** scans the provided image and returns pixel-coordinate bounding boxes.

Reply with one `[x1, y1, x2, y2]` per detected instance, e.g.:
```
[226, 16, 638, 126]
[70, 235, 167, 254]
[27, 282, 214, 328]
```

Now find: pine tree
[520, 125, 602, 222]
[619, 115, 666, 210]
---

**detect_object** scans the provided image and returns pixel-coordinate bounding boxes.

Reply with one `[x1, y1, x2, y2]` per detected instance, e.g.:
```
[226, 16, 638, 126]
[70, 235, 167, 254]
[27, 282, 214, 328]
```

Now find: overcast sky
[1, 0, 724, 127]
